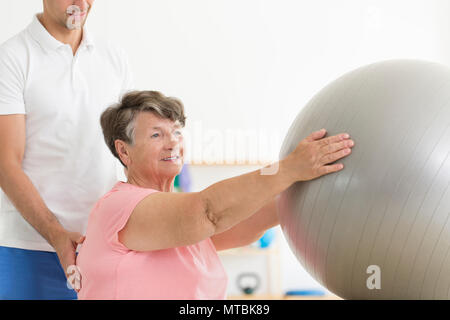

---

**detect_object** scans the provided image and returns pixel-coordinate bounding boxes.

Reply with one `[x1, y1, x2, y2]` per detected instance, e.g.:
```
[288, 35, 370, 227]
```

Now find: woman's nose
[165, 134, 179, 149]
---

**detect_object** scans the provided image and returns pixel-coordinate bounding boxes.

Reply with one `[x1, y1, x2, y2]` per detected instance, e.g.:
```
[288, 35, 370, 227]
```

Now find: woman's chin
[159, 161, 183, 177]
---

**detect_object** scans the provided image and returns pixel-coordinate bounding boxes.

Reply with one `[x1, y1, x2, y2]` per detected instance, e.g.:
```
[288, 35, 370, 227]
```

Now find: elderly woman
[76, 90, 354, 299]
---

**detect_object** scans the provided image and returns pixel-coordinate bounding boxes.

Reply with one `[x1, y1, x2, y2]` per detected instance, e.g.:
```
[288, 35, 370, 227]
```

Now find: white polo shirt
[0, 15, 133, 252]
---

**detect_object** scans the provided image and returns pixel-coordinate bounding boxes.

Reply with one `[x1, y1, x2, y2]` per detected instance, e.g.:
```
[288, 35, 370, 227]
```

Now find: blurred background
[2, 0, 450, 299]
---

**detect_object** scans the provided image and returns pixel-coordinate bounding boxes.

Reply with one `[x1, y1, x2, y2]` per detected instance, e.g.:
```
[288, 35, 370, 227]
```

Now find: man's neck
[38, 12, 83, 55]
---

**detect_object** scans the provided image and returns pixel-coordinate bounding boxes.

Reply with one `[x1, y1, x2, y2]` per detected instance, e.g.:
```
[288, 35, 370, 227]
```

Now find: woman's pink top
[76, 181, 228, 300]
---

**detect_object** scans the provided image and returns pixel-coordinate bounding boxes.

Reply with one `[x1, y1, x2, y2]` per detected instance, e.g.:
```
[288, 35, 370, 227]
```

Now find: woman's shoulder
[111, 181, 160, 196]
[95, 181, 159, 215]
[88, 182, 161, 250]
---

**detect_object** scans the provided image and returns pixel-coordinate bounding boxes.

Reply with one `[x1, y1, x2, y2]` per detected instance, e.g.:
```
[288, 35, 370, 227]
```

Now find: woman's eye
[151, 133, 160, 138]
[174, 131, 182, 136]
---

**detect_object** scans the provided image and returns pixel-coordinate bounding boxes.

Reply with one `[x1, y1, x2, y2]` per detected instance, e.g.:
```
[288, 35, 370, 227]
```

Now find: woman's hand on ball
[284, 129, 354, 182]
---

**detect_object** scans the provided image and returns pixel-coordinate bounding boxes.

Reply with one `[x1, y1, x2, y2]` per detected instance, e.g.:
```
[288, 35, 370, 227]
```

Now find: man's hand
[51, 229, 85, 292]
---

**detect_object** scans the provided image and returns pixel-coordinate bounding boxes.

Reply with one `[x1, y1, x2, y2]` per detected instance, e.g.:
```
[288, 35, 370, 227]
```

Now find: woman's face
[126, 112, 184, 181]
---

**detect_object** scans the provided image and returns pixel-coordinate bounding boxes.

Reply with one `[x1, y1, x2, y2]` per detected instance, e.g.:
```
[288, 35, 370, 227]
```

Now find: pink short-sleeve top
[76, 181, 228, 299]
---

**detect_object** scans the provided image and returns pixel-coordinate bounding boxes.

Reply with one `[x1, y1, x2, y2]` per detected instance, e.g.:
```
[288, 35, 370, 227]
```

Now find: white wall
[89, 0, 450, 164]
[2, 0, 450, 297]
[2, 1, 450, 164]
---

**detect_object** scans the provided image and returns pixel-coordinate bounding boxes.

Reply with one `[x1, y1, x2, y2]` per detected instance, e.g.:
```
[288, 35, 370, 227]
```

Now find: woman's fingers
[317, 163, 345, 176]
[316, 132, 350, 147]
[304, 128, 327, 142]
[319, 147, 352, 166]
[288, 129, 353, 182]
[316, 132, 353, 167]
[321, 139, 354, 155]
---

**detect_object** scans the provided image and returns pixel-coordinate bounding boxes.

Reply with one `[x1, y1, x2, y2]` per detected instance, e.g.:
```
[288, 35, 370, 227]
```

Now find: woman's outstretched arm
[210, 197, 279, 251]
[119, 129, 353, 251]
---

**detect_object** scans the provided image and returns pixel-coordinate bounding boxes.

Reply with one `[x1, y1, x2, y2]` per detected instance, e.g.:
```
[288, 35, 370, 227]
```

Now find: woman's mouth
[162, 156, 180, 161]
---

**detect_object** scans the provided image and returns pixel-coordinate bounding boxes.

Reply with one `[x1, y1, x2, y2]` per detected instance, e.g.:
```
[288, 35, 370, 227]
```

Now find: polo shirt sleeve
[0, 48, 25, 115]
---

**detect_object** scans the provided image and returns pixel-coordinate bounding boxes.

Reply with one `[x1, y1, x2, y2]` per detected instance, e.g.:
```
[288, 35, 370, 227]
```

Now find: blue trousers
[0, 246, 77, 300]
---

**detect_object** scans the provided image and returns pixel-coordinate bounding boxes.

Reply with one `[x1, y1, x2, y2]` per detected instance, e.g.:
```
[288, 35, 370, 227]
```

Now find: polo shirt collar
[80, 28, 95, 51]
[28, 14, 95, 53]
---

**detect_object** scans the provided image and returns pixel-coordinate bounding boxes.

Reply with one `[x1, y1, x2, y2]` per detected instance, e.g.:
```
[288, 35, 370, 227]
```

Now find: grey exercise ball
[278, 59, 450, 299]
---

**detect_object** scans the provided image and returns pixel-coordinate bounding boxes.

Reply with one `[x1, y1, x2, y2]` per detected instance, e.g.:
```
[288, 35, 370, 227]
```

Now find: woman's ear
[115, 140, 131, 167]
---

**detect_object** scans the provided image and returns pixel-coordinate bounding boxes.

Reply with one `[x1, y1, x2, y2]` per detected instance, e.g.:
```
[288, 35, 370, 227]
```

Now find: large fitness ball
[278, 60, 450, 299]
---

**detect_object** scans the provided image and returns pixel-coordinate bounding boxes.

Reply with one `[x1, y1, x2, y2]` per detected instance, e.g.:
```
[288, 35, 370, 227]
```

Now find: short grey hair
[100, 90, 186, 167]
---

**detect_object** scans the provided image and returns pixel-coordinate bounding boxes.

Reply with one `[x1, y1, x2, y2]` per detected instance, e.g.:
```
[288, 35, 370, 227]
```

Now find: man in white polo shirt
[0, 0, 132, 299]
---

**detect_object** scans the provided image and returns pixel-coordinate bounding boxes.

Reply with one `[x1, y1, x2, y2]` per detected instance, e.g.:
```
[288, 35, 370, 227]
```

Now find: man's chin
[65, 18, 86, 30]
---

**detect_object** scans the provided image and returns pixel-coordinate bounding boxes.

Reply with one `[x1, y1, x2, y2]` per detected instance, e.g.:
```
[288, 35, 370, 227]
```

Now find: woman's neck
[126, 173, 175, 192]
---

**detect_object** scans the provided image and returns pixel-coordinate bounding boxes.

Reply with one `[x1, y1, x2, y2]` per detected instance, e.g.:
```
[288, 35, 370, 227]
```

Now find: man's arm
[0, 115, 61, 243]
[0, 115, 84, 287]
[210, 197, 279, 251]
